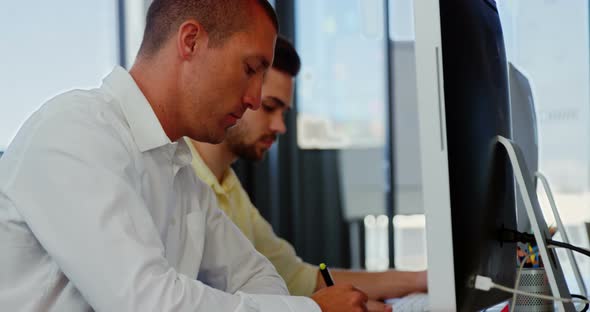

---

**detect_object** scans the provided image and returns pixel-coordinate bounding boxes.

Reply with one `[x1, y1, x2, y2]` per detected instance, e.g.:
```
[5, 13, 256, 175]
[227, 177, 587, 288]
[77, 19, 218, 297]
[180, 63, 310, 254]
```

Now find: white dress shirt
[0, 67, 320, 312]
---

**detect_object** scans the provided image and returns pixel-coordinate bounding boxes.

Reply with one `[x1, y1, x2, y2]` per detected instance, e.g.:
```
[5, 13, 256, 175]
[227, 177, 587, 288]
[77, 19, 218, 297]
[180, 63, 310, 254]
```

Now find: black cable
[500, 229, 590, 311]
[500, 228, 536, 244]
[571, 294, 589, 312]
[501, 228, 590, 259]
[547, 239, 590, 259]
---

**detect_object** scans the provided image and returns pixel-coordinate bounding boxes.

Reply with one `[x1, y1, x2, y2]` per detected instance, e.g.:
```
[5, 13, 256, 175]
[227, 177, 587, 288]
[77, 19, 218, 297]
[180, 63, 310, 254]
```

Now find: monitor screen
[441, 0, 517, 309]
[414, 0, 517, 310]
[509, 63, 538, 233]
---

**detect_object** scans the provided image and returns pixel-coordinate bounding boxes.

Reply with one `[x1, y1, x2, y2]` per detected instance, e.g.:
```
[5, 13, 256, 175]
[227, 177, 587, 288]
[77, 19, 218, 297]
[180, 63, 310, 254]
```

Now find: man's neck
[129, 56, 182, 142]
[192, 140, 236, 183]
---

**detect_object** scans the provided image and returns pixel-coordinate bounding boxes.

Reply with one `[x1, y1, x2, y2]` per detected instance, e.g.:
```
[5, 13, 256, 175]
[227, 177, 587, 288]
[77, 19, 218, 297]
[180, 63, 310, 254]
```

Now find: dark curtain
[232, 0, 351, 268]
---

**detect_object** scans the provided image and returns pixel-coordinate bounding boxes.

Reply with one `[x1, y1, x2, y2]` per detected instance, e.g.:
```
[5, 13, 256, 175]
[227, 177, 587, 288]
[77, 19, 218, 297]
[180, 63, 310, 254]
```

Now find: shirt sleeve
[195, 181, 289, 296]
[195, 184, 320, 309]
[3, 100, 319, 312]
[245, 194, 319, 297]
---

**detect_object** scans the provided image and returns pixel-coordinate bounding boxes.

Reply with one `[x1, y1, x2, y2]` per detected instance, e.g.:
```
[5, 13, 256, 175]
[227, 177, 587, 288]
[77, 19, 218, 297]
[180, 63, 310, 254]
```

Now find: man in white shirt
[189, 36, 428, 312]
[0, 1, 367, 311]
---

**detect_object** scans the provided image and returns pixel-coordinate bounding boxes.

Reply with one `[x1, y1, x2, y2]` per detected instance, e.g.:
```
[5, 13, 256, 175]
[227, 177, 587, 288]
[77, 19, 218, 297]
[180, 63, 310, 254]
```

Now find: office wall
[499, 0, 590, 223]
[499, 0, 590, 294]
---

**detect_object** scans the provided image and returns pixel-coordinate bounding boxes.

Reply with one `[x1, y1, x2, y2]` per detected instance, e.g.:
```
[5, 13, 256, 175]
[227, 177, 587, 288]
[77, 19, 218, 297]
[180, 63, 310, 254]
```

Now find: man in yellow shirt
[187, 36, 427, 311]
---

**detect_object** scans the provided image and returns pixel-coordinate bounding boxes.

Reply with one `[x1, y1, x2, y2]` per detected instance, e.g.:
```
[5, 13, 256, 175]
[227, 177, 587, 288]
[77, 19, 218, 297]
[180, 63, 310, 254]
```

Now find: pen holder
[513, 268, 553, 312]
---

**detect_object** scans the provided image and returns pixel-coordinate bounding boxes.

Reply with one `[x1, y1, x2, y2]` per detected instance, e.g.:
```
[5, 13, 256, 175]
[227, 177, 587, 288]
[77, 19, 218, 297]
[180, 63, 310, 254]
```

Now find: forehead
[229, 3, 277, 64]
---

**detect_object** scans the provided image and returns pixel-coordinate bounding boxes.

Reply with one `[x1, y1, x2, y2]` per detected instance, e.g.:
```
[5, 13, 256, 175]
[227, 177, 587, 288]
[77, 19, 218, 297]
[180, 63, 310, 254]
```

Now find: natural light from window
[0, 1, 119, 151]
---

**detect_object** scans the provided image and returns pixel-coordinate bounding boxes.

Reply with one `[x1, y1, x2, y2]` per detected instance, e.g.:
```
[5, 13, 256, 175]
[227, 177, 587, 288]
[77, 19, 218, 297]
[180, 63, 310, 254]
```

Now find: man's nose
[270, 113, 287, 135]
[242, 79, 263, 111]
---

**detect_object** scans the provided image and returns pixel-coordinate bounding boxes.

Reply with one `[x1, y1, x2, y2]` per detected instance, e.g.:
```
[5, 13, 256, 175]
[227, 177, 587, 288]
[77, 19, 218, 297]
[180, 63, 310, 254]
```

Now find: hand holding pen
[310, 263, 380, 312]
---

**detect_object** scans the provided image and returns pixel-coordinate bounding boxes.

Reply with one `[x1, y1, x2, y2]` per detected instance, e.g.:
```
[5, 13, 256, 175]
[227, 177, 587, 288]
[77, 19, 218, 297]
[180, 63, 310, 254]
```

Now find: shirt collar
[173, 139, 193, 168]
[185, 137, 239, 195]
[101, 66, 171, 153]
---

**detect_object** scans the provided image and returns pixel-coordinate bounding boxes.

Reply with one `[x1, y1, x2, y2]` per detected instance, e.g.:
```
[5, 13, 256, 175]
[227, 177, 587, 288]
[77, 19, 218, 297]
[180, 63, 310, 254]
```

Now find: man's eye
[262, 105, 275, 112]
[245, 65, 256, 76]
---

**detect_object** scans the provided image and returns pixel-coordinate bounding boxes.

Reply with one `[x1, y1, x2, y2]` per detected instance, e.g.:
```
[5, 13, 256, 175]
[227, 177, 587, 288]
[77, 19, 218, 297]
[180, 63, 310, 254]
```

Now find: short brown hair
[138, 0, 278, 57]
[273, 36, 301, 77]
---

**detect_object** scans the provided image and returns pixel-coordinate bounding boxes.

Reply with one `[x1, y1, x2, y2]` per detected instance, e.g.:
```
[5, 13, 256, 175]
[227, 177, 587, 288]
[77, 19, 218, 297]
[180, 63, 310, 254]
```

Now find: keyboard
[385, 293, 429, 312]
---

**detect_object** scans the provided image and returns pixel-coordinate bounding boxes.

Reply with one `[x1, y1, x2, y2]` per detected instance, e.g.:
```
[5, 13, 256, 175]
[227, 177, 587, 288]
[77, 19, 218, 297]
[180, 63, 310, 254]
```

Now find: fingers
[311, 283, 371, 312]
[350, 286, 369, 312]
[340, 284, 369, 312]
[367, 299, 390, 312]
[351, 285, 369, 303]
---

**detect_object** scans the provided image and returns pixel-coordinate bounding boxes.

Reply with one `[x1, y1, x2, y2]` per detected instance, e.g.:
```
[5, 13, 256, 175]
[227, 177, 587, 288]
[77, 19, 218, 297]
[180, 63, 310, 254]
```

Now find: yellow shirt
[186, 138, 318, 296]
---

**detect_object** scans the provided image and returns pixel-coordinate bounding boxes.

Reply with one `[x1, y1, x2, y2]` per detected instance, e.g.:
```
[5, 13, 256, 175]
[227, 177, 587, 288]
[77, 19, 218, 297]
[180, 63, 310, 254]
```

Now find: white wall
[499, 0, 590, 223]
[499, 0, 590, 294]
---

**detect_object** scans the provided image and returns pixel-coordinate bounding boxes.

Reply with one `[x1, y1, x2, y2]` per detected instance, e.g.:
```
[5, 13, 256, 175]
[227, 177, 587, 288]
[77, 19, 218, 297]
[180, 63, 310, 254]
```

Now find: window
[295, 0, 387, 149]
[0, 1, 120, 150]
[294, 0, 390, 269]
[388, 0, 427, 271]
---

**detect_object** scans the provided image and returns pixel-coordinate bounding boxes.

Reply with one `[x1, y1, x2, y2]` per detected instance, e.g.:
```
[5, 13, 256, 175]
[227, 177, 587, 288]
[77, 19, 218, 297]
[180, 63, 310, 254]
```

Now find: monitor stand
[497, 136, 575, 312]
[536, 172, 587, 298]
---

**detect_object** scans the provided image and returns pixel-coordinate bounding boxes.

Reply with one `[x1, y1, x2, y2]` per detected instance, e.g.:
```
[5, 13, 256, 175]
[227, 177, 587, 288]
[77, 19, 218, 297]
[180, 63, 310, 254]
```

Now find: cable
[474, 275, 590, 306]
[498, 228, 590, 310]
[500, 228, 536, 244]
[572, 294, 589, 312]
[510, 247, 531, 312]
[495, 283, 577, 303]
[548, 240, 590, 259]
[500, 228, 590, 260]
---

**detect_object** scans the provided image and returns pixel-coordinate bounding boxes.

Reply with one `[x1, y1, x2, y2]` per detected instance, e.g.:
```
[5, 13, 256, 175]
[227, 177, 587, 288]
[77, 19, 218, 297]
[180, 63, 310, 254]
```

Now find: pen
[319, 263, 335, 287]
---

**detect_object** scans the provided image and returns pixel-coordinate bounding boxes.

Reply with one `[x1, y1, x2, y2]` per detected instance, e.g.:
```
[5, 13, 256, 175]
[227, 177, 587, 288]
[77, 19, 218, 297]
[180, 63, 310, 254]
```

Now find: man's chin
[209, 138, 224, 144]
[204, 131, 226, 144]
[236, 149, 266, 162]
[255, 147, 270, 161]
[186, 133, 223, 145]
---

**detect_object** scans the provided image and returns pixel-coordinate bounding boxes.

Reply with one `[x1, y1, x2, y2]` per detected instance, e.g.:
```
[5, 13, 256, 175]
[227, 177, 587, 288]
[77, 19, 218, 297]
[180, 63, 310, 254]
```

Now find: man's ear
[176, 19, 207, 59]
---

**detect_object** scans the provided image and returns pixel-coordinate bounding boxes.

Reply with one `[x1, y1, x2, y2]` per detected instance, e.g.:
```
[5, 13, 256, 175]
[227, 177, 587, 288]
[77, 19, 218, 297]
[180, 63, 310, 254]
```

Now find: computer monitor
[509, 63, 539, 233]
[414, 0, 517, 310]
